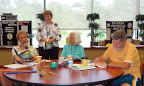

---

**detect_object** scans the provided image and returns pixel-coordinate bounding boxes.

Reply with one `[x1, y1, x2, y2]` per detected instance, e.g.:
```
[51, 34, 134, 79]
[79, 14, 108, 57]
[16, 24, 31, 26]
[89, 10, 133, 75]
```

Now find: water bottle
[68, 58, 73, 67]
[66, 37, 69, 44]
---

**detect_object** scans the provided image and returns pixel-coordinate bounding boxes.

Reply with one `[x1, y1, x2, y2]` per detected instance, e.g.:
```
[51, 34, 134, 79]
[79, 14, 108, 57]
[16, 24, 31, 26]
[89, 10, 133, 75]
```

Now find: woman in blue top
[60, 32, 85, 60]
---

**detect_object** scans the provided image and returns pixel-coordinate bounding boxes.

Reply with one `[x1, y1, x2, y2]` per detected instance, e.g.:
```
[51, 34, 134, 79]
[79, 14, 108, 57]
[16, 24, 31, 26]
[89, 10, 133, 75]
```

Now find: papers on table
[4, 62, 38, 69]
[88, 63, 107, 68]
[42, 59, 53, 62]
[4, 64, 27, 69]
[26, 62, 38, 66]
[70, 64, 96, 70]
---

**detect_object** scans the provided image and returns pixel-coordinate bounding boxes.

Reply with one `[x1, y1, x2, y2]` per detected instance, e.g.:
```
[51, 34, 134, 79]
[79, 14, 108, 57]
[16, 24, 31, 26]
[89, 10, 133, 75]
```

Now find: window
[0, 0, 43, 28]
[94, 0, 137, 29]
[46, 0, 90, 29]
[140, 0, 144, 14]
[0, 0, 142, 47]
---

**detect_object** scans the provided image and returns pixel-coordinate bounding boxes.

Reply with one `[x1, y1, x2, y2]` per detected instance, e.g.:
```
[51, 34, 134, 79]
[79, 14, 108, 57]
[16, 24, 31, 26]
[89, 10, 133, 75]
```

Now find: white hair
[70, 31, 81, 45]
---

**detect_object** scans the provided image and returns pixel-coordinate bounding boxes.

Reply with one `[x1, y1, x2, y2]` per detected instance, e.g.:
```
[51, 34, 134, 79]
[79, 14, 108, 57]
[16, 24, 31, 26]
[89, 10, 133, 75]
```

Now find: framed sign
[1, 13, 18, 46]
[106, 21, 133, 43]
[18, 21, 32, 45]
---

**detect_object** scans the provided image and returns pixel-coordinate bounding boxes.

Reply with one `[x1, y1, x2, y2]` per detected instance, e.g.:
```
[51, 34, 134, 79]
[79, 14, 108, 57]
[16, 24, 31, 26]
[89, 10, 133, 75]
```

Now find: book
[14, 48, 33, 60]
[42, 42, 53, 50]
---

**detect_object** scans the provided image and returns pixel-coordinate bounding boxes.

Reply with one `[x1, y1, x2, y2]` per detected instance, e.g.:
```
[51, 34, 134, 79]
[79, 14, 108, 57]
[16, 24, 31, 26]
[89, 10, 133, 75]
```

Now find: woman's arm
[13, 55, 26, 64]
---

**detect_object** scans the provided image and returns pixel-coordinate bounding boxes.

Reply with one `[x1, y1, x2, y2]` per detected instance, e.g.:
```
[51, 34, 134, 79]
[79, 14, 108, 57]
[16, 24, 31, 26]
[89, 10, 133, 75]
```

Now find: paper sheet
[88, 63, 106, 68]
[42, 59, 53, 62]
[4, 64, 27, 69]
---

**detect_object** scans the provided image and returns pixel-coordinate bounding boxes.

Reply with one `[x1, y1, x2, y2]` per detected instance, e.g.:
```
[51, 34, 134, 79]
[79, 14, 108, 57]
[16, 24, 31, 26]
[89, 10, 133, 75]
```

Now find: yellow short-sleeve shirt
[103, 41, 141, 78]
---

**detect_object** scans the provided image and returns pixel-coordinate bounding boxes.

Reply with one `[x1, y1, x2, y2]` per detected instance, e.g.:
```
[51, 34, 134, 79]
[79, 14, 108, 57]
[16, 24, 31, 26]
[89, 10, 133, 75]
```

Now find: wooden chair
[0, 69, 13, 86]
[140, 64, 143, 86]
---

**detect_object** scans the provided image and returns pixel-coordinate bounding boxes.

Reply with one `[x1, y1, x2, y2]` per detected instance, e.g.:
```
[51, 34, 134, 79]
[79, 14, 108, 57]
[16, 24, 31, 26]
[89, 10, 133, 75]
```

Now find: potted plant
[86, 13, 101, 46]
[135, 14, 144, 42]
[36, 13, 45, 25]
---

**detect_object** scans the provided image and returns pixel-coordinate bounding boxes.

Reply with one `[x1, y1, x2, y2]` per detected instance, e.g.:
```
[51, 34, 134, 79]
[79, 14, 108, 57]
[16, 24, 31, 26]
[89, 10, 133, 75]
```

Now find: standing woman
[36, 10, 61, 60]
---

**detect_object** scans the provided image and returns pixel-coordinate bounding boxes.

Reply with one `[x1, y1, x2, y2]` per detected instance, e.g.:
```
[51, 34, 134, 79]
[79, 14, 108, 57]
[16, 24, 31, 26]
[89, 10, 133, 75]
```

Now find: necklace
[71, 45, 77, 56]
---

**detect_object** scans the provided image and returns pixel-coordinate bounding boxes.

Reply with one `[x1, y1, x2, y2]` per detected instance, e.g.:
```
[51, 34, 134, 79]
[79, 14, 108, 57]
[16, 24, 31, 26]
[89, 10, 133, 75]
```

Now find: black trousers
[39, 47, 59, 59]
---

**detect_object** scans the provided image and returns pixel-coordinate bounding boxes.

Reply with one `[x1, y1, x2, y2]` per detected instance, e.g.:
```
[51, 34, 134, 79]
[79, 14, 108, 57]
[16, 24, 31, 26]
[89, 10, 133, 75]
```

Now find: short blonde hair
[16, 30, 28, 40]
[43, 10, 53, 17]
[70, 32, 81, 45]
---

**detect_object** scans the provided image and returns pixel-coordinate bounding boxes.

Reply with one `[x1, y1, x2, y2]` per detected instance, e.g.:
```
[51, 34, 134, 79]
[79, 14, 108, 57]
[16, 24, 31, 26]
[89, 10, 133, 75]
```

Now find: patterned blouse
[36, 22, 61, 47]
[12, 45, 38, 63]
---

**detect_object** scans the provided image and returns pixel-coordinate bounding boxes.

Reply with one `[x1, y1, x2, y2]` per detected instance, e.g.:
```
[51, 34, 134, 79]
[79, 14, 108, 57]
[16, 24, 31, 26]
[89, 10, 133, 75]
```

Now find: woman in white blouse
[36, 10, 61, 59]
[12, 30, 38, 64]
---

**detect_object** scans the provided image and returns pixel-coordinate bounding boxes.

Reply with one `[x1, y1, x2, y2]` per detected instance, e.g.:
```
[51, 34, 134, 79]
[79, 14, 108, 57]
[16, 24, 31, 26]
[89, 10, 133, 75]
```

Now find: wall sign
[18, 21, 32, 45]
[106, 21, 133, 43]
[1, 13, 18, 46]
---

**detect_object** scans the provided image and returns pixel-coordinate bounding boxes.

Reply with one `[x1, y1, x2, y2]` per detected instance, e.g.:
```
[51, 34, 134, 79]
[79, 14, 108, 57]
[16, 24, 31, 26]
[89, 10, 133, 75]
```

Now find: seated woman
[60, 31, 85, 60]
[12, 30, 38, 64]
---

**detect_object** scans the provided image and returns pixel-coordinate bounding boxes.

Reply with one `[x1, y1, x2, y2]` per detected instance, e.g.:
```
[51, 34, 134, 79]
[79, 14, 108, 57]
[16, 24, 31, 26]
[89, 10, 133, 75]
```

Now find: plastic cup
[36, 56, 42, 64]
[58, 57, 65, 64]
[67, 55, 73, 61]
[82, 57, 88, 66]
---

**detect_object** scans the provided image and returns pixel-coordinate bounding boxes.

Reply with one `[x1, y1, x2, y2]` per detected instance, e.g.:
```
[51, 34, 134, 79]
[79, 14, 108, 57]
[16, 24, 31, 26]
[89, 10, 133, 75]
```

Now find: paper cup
[82, 57, 88, 66]
[36, 56, 42, 64]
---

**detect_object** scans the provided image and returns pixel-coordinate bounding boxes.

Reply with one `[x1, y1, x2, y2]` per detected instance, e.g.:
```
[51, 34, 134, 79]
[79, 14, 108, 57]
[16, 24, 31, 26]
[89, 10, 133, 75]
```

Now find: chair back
[140, 63, 143, 86]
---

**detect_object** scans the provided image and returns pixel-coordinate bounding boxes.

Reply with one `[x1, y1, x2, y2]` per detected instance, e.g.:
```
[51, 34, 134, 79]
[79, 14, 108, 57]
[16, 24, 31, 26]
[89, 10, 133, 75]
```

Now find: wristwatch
[106, 62, 110, 67]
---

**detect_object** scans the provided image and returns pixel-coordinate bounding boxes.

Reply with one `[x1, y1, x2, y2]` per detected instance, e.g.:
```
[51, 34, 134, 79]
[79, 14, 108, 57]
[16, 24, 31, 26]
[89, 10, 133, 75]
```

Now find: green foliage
[88, 23, 99, 30]
[86, 13, 100, 21]
[36, 13, 45, 22]
[137, 23, 144, 30]
[136, 14, 144, 22]
[136, 14, 144, 39]
[86, 13, 100, 40]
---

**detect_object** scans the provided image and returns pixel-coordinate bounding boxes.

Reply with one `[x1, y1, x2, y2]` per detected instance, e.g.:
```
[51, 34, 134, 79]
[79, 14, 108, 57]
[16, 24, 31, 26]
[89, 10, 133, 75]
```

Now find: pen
[6, 70, 37, 74]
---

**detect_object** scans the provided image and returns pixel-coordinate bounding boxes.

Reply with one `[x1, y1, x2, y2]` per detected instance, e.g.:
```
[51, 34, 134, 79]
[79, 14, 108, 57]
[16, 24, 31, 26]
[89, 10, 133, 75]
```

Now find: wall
[0, 47, 144, 65]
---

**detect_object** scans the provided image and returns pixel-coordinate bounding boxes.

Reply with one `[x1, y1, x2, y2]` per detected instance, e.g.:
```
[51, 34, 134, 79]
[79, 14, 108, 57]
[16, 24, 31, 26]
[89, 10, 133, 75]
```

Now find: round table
[4, 60, 123, 86]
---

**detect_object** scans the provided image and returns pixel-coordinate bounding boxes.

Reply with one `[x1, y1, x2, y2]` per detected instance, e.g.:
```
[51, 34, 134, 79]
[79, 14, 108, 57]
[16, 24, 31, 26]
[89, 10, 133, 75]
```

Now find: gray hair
[70, 31, 81, 45]
[112, 30, 127, 42]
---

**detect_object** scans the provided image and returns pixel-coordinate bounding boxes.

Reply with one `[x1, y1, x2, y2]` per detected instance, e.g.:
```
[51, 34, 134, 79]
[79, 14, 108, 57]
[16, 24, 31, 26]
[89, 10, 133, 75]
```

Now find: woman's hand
[31, 57, 36, 62]
[48, 39, 53, 44]
[40, 38, 47, 42]
[48, 38, 56, 44]
[19, 59, 26, 64]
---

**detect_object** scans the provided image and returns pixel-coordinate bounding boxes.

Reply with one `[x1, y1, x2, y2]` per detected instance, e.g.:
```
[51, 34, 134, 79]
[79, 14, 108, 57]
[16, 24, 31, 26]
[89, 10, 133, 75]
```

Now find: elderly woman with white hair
[60, 32, 85, 60]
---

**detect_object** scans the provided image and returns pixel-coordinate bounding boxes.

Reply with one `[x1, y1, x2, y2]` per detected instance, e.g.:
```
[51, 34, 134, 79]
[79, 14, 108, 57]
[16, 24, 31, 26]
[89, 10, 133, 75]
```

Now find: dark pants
[39, 47, 59, 59]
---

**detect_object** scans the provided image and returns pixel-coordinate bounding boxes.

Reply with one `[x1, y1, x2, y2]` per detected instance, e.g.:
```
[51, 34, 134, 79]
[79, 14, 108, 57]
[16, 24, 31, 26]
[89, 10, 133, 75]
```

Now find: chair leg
[142, 74, 143, 86]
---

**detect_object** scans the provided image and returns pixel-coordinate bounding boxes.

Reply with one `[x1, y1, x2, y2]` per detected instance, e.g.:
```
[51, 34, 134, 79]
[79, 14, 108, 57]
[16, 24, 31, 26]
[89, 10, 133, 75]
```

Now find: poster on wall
[1, 13, 18, 46]
[18, 21, 32, 45]
[106, 21, 133, 43]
